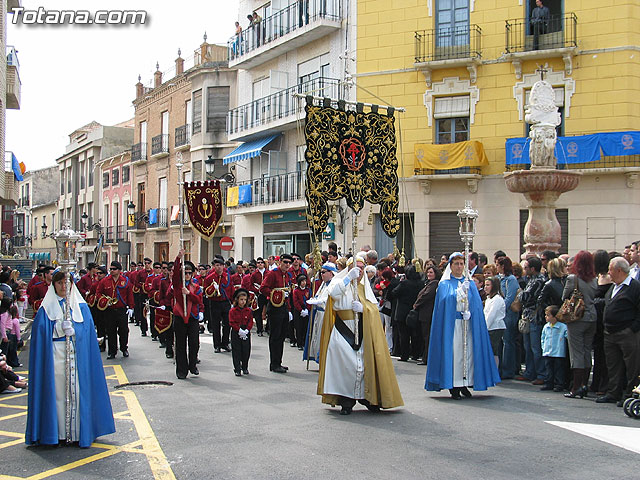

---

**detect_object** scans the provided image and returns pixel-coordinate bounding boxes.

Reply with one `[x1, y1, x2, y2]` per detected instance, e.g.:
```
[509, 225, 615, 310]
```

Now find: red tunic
[172, 257, 204, 323]
[228, 306, 254, 331]
[230, 272, 244, 290]
[76, 273, 94, 299]
[203, 270, 234, 301]
[249, 270, 266, 295]
[260, 268, 291, 310]
[292, 286, 311, 313]
[150, 274, 163, 303]
[96, 274, 134, 310]
[157, 276, 173, 310]
[287, 266, 308, 285]
[30, 281, 50, 311]
[142, 271, 157, 295]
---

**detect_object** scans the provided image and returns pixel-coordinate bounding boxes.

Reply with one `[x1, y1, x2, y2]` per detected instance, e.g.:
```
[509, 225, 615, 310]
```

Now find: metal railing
[415, 25, 482, 63]
[151, 134, 169, 156]
[175, 124, 192, 148]
[149, 208, 168, 228]
[414, 167, 482, 175]
[6, 45, 20, 68]
[132, 142, 147, 163]
[105, 226, 115, 243]
[170, 212, 190, 226]
[506, 154, 640, 172]
[228, 0, 342, 61]
[127, 211, 148, 230]
[505, 13, 577, 53]
[227, 77, 340, 135]
[116, 225, 126, 241]
[231, 170, 306, 208]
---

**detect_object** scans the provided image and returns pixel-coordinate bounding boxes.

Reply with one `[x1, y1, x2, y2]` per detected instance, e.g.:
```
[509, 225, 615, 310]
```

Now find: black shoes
[223, 345, 231, 352]
[122, 350, 129, 357]
[166, 352, 174, 359]
[141, 332, 147, 337]
[340, 406, 352, 415]
[242, 369, 249, 375]
[271, 366, 287, 373]
[540, 385, 554, 391]
[449, 388, 461, 400]
[565, 386, 588, 399]
[177, 374, 187, 379]
[235, 370, 242, 376]
[190, 368, 199, 376]
[460, 387, 472, 398]
[595, 395, 617, 404]
[106, 354, 116, 359]
[214, 347, 222, 353]
[151, 337, 158, 342]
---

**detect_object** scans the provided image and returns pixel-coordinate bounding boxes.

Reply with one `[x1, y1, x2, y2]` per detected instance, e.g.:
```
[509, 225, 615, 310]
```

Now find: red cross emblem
[339, 138, 365, 172]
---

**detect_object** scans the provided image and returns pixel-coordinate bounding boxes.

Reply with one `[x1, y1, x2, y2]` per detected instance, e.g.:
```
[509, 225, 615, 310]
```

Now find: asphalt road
[2, 327, 639, 480]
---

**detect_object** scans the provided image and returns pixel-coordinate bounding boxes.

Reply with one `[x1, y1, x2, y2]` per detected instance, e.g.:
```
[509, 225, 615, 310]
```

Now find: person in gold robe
[317, 254, 403, 415]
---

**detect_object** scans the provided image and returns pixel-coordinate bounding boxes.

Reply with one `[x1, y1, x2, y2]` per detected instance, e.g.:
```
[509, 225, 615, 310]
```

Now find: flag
[11, 152, 23, 181]
[148, 208, 158, 225]
[599, 131, 640, 157]
[226, 186, 239, 207]
[184, 181, 223, 240]
[238, 184, 252, 204]
[170, 205, 180, 222]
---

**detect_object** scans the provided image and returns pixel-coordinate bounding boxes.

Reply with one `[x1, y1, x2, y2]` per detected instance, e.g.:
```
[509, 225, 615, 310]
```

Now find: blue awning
[223, 134, 280, 165]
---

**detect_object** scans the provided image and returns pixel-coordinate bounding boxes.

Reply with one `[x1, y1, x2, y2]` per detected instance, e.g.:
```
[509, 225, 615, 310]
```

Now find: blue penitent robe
[425, 276, 501, 391]
[26, 294, 115, 447]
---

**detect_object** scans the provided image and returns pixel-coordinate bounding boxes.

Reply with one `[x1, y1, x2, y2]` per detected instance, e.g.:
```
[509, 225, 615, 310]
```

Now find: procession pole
[176, 152, 187, 314]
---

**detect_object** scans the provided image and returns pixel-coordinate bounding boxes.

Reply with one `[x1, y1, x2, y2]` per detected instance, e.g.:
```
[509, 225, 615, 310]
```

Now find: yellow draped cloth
[414, 140, 488, 170]
[316, 282, 404, 409]
[226, 186, 239, 207]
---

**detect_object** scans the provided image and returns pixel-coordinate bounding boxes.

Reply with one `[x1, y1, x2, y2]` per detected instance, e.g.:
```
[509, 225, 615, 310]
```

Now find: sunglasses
[321, 270, 329, 274]
[185, 271, 193, 275]
[109, 267, 119, 271]
[282, 260, 291, 264]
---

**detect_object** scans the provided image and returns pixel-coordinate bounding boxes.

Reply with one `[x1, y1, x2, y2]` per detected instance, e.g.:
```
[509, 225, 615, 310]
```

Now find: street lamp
[457, 200, 479, 279]
[42, 222, 47, 238]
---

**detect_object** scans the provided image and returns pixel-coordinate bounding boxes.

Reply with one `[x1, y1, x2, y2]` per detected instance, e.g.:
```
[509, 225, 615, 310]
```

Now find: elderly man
[426, 252, 500, 399]
[304, 262, 336, 362]
[26, 270, 114, 447]
[365, 249, 378, 266]
[596, 257, 640, 405]
[317, 254, 403, 415]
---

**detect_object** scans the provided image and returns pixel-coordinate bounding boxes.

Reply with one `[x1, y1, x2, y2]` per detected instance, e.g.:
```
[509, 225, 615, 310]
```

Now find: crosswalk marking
[547, 421, 640, 455]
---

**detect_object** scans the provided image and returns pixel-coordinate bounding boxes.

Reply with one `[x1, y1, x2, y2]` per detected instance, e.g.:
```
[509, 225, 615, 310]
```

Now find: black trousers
[267, 305, 288, 369]
[159, 322, 174, 355]
[295, 311, 308, 348]
[134, 292, 144, 328]
[604, 327, 640, 399]
[231, 330, 251, 372]
[204, 297, 212, 332]
[106, 307, 129, 355]
[544, 356, 565, 388]
[420, 318, 432, 362]
[91, 306, 106, 350]
[210, 300, 231, 349]
[174, 315, 199, 378]
[254, 295, 266, 333]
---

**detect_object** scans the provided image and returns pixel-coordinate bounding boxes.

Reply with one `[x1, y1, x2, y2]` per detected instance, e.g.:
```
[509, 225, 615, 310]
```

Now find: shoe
[258, 332, 264, 337]
[196, 359, 201, 364]
[366, 404, 380, 412]
[1, 387, 21, 394]
[449, 388, 461, 400]
[595, 395, 617, 404]
[540, 385, 554, 391]
[531, 379, 544, 385]
[107, 354, 116, 359]
[242, 369, 249, 375]
[617, 399, 625, 408]
[417, 361, 427, 365]
[166, 352, 174, 359]
[298, 346, 304, 351]
[271, 366, 287, 373]
[460, 387, 472, 398]
[565, 386, 588, 399]
[235, 371, 242, 376]
[151, 337, 158, 342]
[281, 365, 289, 371]
[223, 345, 231, 352]
[122, 350, 129, 357]
[340, 406, 352, 415]
[553, 386, 564, 392]
[177, 374, 187, 380]
[515, 376, 530, 382]
[214, 347, 222, 353]
[398, 358, 409, 362]
[190, 368, 199, 376]
[290, 342, 296, 347]
[141, 332, 147, 337]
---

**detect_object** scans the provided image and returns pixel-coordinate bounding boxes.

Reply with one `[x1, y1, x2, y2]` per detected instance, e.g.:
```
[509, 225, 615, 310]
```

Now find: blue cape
[26, 303, 115, 447]
[302, 307, 318, 363]
[425, 277, 501, 391]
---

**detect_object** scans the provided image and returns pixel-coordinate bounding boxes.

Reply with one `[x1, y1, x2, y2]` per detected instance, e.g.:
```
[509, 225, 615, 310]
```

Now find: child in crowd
[540, 305, 568, 392]
[228, 288, 253, 376]
[4, 306, 22, 368]
[16, 282, 27, 321]
[292, 274, 310, 351]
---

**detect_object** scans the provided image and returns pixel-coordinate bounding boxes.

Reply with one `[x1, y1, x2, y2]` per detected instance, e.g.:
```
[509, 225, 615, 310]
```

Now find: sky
[6, 0, 239, 171]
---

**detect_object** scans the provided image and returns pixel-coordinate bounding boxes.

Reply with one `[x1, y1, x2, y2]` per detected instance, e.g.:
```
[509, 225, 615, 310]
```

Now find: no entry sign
[219, 236, 234, 251]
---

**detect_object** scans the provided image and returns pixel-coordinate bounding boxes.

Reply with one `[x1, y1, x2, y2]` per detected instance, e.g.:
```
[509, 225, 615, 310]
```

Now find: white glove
[347, 267, 361, 281]
[306, 297, 320, 305]
[238, 330, 248, 340]
[352, 301, 363, 313]
[198, 312, 204, 322]
[288, 312, 293, 322]
[62, 320, 75, 337]
[158, 305, 166, 310]
[462, 311, 471, 321]
[240, 328, 249, 336]
[462, 279, 470, 293]
[126, 308, 134, 318]
[284, 291, 289, 298]
[300, 309, 309, 317]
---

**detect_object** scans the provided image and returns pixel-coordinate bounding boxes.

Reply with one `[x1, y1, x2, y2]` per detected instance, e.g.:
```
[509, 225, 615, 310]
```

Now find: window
[60, 170, 65, 195]
[67, 166, 72, 193]
[298, 53, 331, 85]
[192, 161, 202, 182]
[429, 212, 465, 259]
[137, 182, 146, 213]
[436, 0, 469, 48]
[122, 165, 130, 183]
[34, 217, 38, 239]
[103, 172, 110, 188]
[192, 90, 202, 134]
[79, 160, 86, 189]
[207, 86, 230, 132]
[88, 157, 94, 187]
[436, 117, 469, 144]
[112, 168, 120, 186]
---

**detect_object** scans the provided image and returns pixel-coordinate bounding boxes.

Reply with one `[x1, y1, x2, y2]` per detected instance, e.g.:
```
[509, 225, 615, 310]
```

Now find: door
[140, 121, 147, 156]
[159, 177, 168, 210]
[186, 100, 192, 134]
[154, 242, 169, 262]
[161, 111, 169, 150]
[436, 0, 469, 49]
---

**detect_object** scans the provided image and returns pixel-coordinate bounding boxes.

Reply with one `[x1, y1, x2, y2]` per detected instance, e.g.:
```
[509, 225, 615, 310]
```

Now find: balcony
[105, 226, 115, 244]
[230, 171, 306, 209]
[227, 77, 340, 142]
[175, 124, 191, 151]
[6, 46, 20, 110]
[131, 142, 147, 165]
[414, 25, 482, 86]
[127, 211, 147, 231]
[148, 208, 168, 229]
[116, 225, 126, 241]
[228, 0, 342, 70]
[504, 13, 578, 77]
[151, 134, 169, 158]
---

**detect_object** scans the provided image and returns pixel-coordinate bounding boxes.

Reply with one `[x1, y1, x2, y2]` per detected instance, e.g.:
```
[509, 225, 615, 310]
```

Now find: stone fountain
[504, 73, 581, 258]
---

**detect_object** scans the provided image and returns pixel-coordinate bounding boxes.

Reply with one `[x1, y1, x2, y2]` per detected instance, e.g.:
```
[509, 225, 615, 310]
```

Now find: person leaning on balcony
[252, 11, 262, 47]
[530, 0, 550, 50]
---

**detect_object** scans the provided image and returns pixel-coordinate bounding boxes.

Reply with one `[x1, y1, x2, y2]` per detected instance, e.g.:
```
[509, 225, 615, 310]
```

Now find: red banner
[184, 181, 223, 240]
[154, 308, 172, 334]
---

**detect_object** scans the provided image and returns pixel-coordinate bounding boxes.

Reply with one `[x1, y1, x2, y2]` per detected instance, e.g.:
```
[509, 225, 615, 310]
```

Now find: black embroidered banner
[304, 102, 399, 238]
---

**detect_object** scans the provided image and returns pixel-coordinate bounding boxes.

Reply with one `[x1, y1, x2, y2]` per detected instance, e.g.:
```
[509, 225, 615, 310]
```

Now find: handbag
[518, 315, 530, 334]
[557, 278, 585, 323]
[510, 288, 523, 313]
[406, 309, 419, 329]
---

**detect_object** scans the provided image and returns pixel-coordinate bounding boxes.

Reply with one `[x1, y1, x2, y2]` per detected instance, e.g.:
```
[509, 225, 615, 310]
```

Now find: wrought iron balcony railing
[131, 142, 147, 163]
[175, 124, 192, 148]
[505, 13, 577, 54]
[415, 25, 482, 63]
[506, 154, 640, 172]
[148, 208, 168, 228]
[227, 77, 340, 136]
[414, 167, 482, 175]
[151, 134, 170, 156]
[231, 170, 306, 208]
[227, 0, 342, 61]
[105, 226, 115, 243]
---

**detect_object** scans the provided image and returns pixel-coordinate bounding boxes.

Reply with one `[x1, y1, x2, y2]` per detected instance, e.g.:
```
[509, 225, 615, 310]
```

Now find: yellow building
[353, 0, 640, 260]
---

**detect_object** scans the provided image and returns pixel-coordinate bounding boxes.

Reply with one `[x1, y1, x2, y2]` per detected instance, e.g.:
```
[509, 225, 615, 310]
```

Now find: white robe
[308, 281, 331, 360]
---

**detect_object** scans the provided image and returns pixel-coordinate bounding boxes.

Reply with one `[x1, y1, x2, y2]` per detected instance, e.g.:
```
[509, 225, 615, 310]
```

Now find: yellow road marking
[24, 448, 122, 480]
[0, 438, 24, 449]
[0, 404, 27, 410]
[0, 412, 27, 421]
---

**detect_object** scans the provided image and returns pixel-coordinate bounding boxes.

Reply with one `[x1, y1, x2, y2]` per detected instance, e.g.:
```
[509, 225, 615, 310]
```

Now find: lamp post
[53, 220, 84, 444]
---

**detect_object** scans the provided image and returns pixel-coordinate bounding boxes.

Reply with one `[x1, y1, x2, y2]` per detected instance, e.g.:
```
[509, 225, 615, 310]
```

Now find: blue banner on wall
[238, 184, 252, 204]
[599, 131, 640, 157]
[556, 135, 601, 164]
[148, 208, 158, 225]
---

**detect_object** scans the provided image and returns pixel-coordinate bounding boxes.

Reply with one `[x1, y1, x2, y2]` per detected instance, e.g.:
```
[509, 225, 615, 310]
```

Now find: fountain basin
[504, 169, 581, 194]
